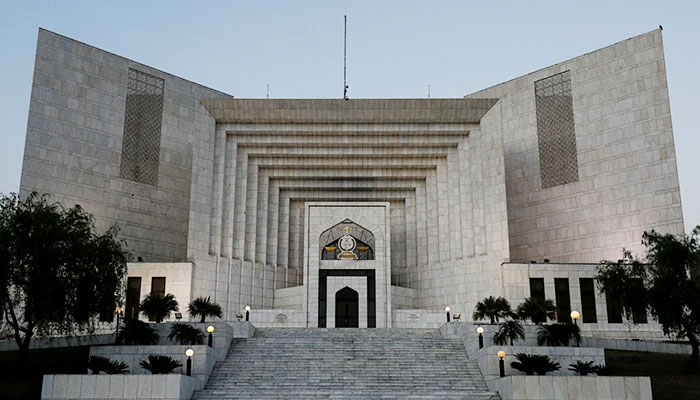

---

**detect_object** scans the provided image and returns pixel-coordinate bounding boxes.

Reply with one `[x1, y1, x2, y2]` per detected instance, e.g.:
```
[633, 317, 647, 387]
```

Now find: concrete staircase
[193, 328, 499, 399]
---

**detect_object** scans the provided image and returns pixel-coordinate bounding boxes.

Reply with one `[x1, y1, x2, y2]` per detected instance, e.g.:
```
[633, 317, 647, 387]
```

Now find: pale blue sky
[1, 1, 698, 231]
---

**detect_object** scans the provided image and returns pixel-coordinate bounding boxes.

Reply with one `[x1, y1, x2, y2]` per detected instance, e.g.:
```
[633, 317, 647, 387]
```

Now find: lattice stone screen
[535, 70, 579, 189]
[119, 68, 165, 185]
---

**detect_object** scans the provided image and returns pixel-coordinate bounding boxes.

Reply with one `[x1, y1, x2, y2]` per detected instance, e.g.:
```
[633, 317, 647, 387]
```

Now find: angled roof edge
[37, 28, 234, 98]
[464, 28, 662, 98]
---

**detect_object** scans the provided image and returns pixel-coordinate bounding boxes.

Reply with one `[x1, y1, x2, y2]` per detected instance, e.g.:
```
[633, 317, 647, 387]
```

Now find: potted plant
[236, 312, 244, 321]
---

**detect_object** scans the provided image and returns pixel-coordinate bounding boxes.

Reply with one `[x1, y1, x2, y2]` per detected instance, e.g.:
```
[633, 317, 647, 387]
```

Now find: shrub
[87, 356, 129, 374]
[140, 293, 179, 323]
[168, 323, 205, 345]
[568, 360, 596, 376]
[510, 353, 561, 375]
[516, 297, 557, 324]
[472, 296, 516, 324]
[536, 323, 581, 347]
[592, 363, 610, 376]
[117, 320, 160, 345]
[188, 296, 223, 323]
[140, 355, 183, 374]
[493, 320, 526, 346]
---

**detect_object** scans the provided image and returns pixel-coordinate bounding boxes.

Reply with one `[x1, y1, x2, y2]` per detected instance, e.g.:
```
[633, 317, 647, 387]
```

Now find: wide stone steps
[192, 328, 499, 400]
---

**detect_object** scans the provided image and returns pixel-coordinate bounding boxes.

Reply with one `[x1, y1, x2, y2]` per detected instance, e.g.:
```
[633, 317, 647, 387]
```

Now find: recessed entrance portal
[335, 287, 359, 328]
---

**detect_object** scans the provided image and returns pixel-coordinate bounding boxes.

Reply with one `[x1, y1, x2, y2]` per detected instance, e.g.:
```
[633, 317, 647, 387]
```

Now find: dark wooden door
[335, 287, 359, 328]
[125, 277, 142, 321]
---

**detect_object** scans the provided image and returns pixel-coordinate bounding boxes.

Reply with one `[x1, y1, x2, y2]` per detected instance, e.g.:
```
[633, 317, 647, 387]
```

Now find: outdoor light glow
[207, 325, 215, 333]
[115, 306, 122, 314]
[476, 327, 484, 335]
[445, 306, 451, 313]
[497, 350, 506, 359]
[570, 310, 580, 320]
[245, 305, 251, 311]
[185, 348, 194, 357]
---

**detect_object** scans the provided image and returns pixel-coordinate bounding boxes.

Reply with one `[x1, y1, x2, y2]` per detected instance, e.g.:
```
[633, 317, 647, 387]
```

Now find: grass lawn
[605, 349, 700, 400]
[0, 346, 90, 400]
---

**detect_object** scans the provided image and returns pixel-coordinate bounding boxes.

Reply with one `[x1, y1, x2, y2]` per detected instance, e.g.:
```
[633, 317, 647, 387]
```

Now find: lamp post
[476, 326, 485, 349]
[114, 306, 122, 343]
[498, 350, 506, 378]
[185, 348, 194, 376]
[445, 306, 451, 323]
[207, 325, 214, 348]
[570, 310, 580, 347]
[245, 305, 251, 322]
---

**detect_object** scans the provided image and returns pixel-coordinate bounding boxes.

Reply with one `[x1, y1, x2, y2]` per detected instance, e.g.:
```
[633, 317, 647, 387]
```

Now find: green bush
[187, 297, 223, 323]
[516, 297, 557, 324]
[568, 360, 596, 376]
[493, 320, 526, 346]
[168, 323, 205, 345]
[117, 320, 159, 345]
[536, 323, 581, 347]
[139, 355, 183, 374]
[87, 356, 129, 374]
[510, 353, 561, 375]
[139, 293, 179, 323]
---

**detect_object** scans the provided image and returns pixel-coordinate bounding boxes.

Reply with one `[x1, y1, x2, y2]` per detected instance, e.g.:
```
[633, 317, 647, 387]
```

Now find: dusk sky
[1, 1, 698, 232]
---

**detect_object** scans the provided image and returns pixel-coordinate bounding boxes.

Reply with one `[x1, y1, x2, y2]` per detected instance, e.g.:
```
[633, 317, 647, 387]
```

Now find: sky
[0, 1, 698, 232]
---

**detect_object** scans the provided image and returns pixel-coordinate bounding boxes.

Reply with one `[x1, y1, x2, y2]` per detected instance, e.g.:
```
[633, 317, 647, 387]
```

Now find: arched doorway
[335, 287, 359, 328]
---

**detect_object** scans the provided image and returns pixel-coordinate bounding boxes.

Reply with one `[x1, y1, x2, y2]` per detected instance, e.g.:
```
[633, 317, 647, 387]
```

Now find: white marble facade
[18, 29, 684, 334]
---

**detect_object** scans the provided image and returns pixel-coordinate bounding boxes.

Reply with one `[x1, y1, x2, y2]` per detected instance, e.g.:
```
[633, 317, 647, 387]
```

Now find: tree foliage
[536, 323, 581, 347]
[596, 227, 700, 365]
[140, 355, 182, 374]
[139, 293, 178, 323]
[116, 319, 159, 345]
[516, 297, 557, 324]
[493, 320, 526, 346]
[87, 355, 129, 374]
[510, 353, 561, 375]
[472, 296, 516, 324]
[168, 323, 204, 345]
[187, 296, 222, 323]
[0, 192, 129, 357]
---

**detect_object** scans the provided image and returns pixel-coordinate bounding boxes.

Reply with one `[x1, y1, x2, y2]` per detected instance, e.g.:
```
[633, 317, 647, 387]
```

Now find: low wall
[41, 374, 199, 399]
[241, 309, 305, 328]
[476, 346, 605, 382]
[90, 345, 216, 387]
[582, 336, 691, 355]
[489, 375, 652, 400]
[0, 333, 114, 352]
[392, 309, 446, 328]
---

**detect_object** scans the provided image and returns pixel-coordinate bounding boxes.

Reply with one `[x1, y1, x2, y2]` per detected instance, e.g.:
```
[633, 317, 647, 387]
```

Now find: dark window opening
[579, 278, 598, 323]
[631, 279, 648, 324]
[125, 277, 142, 321]
[605, 290, 623, 324]
[554, 278, 572, 323]
[529, 278, 545, 301]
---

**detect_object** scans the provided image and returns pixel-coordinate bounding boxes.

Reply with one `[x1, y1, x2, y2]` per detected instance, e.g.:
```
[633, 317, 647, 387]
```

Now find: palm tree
[516, 297, 557, 324]
[140, 355, 183, 374]
[139, 293, 179, 323]
[537, 323, 581, 346]
[472, 296, 515, 324]
[116, 320, 159, 345]
[168, 323, 205, 345]
[187, 296, 223, 323]
[493, 320, 526, 346]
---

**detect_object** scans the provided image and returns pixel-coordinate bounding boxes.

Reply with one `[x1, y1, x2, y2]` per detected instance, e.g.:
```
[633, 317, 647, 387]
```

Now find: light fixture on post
[476, 326, 485, 349]
[445, 306, 451, 323]
[185, 348, 194, 376]
[114, 306, 123, 343]
[570, 310, 581, 346]
[245, 305, 251, 322]
[207, 325, 214, 348]
[497, 350, 506, 378]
